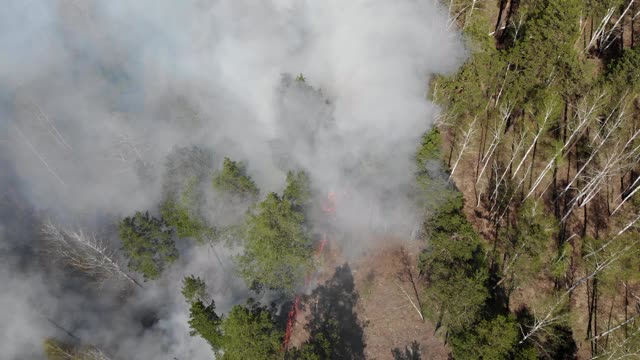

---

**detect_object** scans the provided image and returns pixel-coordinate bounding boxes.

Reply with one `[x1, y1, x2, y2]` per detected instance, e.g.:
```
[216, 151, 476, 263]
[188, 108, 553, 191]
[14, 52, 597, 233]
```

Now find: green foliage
[507, 0, 585, 100]
[220, 300, 283, 360]
[187, 296, 283, 360]
[449, 315, 520, 360]
[287, 342, 323, 360]
[161, 199, 214, 243]
[161, 147, 218, 243]
[433, 49, 503, 117]
[419, 191, 489, 331]
[188, 300, 224, 353]
[118, 211, 178, 280]
[583, 233, 640, 298]
[416, 127, 442, 166]
[213, 157, 259, 200]
[414, 128, 456, 212]
[296, 331, 337, 359]
[161, 178, 215, 243]
[283, 170, 312, 213]
[237, 192, 314, 293]
[515, 199, 557, 250]
[505, 199, 558, 282]
[182, 275, 207, 304]
[604, 46, 640, 98]
[550, 241, 573, 279]
[428, 0, 640, 358]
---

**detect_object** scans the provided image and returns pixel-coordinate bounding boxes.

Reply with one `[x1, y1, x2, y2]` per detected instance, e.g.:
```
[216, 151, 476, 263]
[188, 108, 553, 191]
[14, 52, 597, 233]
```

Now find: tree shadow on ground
[515, 306, 577, 360]
[302, 263, 367, 359]
[391, 341, 422, 360]
[485, 262, 510, 316]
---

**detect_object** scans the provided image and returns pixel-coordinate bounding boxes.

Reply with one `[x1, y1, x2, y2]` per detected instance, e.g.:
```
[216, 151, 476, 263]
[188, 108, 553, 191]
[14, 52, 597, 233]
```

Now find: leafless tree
[591, 325, 640, 359]
[494, 64, 512, 109]
[476, 105, 510, 185]
[45, 340, 113, 360]
[449, 116, 477, 181]
[524, 94, 601, 201]
[395, 247, 424, 321]
[42, 220, 142, 288]
[589, 313, 640, 342]
[463, 0, 479, 29]
[83, 348, 114, 360]
[32, 102, 73, 151]
[488, 130, 527, 214]
[583, 212, 640, 260]
[106, 130, 153, 175]
[587, 7, 616, 50]
[602, 0, 636, 50]
[12, 124, 67, 187]
[512, 106, 552, 181]
[519, 240, 637, 346]
[560, 99, 628, 198]
[613, 175, 640, 215]
[561, 121, 640, 222]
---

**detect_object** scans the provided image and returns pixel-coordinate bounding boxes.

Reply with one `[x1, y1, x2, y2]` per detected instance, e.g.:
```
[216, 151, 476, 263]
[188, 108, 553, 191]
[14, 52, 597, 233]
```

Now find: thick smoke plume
[0, 0, 464, 358]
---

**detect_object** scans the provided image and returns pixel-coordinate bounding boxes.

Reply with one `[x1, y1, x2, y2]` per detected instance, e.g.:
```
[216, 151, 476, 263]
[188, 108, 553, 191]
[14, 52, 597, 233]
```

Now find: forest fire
[282, 297, 301, 351]
[281, 191, 337, 351]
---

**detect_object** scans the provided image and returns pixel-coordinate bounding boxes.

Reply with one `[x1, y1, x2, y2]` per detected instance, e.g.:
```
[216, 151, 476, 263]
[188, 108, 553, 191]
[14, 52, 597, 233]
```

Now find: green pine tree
[118, 211, 178, 280]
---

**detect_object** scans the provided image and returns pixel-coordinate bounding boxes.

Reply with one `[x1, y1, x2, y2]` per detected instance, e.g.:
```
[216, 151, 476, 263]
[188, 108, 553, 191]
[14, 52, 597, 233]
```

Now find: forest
[427, 0, 640, 358]
[1, 0, 639, 359]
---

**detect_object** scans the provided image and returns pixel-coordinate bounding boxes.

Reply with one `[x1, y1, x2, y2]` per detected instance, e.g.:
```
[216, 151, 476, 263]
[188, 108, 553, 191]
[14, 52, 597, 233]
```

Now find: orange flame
[281, 191, 336, 352]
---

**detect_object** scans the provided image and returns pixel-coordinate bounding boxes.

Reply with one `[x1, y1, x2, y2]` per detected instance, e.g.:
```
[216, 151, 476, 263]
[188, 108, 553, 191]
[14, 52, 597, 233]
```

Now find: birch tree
[42, 220, 141, 288]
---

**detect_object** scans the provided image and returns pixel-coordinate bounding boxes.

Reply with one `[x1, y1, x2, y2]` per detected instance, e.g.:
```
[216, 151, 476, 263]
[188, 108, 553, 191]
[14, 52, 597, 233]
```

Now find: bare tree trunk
[396, 247, 424, 321]
[605, 296, 615, 349]
[519, 240, 637, 346]
[12, 124, 66, 187]
[475, 117, 488, 183]
[603, 0, 636, 50]
[42, 221, 142, 288]
[524, 95, 598, 201]
[450, 117, 477, 181]
[588, 7, 616, 51]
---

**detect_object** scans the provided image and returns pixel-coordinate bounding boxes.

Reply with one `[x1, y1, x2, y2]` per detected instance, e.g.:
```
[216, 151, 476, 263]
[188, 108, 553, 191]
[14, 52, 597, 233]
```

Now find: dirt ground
[286, 238, 450, 359]
[352, 239, 450, 360]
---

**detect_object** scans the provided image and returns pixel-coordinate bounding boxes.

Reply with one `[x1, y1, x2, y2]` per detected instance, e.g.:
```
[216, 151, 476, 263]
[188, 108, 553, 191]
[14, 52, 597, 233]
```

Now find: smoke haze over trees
[6, 0, 636, 358]
[0, 0, 464, 359]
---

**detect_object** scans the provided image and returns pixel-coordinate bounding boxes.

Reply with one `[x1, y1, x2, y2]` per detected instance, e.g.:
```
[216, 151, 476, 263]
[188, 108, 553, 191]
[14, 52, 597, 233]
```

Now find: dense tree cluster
[183, 277, 283, 360]
[429, 0, 640, 358]
[237, 171, 314, 294]
[118, 211, 177, 281]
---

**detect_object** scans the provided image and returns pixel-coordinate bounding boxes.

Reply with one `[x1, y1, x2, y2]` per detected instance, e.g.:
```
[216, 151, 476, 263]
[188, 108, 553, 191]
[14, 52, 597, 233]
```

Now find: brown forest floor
[353, 239, 449, 360]
[286, 238, 450, 359]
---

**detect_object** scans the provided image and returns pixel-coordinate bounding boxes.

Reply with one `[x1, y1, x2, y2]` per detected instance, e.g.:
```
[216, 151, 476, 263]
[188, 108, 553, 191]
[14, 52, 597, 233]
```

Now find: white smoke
[0, 0, 464, 358]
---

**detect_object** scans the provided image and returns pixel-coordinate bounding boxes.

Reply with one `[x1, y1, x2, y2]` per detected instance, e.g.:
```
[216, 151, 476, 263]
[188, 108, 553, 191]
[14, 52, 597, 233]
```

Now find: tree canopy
[212, 157, 259, 200]
[161, 177, 215, 243]
[237, 191, 314, 293]
[185, 292, 282, 360]
[419, 191, 489, 331]
[118, 211, 177, 280]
